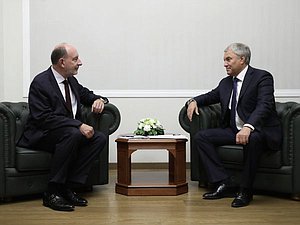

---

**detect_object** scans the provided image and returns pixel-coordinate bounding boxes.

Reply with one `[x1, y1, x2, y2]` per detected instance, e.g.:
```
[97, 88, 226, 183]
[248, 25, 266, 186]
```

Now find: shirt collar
[235, 65, 248, 82]
[51, 66, 66, 84]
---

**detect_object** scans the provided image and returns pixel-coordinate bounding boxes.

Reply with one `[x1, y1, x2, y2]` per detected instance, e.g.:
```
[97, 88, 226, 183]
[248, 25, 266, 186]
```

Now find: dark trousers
[193, 127, 266, 189]
[36, 127, 106, 185]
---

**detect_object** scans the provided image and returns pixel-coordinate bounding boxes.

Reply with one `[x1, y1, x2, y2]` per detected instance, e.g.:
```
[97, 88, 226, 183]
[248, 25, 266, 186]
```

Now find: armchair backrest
[2, 102, 29, 143]
[275, 102, 300, 166]
[0, 102, 28, 168]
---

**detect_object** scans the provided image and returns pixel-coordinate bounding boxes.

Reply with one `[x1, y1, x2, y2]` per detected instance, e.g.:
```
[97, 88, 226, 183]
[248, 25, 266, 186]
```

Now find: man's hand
[187, 101, 199, 121]
[92, 99, 105, 114]
[79, 123, 94, 139]
[236, 127, 252, 145]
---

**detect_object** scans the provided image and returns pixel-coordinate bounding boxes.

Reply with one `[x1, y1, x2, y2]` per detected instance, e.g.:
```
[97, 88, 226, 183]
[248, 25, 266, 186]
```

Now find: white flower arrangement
[134, 118, 165, 136]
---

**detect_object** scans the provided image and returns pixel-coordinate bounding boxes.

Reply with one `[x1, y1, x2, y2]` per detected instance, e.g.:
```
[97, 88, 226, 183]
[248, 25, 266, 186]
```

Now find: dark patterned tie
[63, 79, 73, 117]
[230, 77, 238, 132]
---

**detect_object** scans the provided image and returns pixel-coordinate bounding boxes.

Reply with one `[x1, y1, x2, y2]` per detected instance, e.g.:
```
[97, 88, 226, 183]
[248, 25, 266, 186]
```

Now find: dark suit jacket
[193, 66, 282, 151]
[18, 67, 108, 148]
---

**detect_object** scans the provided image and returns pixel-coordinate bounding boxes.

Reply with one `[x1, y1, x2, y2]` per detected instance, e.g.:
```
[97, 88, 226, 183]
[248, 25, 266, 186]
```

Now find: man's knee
[64, 127, 84, 141]
[193, 130, 205, 140]
[193, 130, 207, 144]
[93, 131, 107, 148]
[249, 131, 264, 144]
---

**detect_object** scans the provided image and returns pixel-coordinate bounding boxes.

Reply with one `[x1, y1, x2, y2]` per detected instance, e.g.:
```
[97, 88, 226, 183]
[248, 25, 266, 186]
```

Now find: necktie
[230, 77, 238, 132]
[63, 79, 73, 117]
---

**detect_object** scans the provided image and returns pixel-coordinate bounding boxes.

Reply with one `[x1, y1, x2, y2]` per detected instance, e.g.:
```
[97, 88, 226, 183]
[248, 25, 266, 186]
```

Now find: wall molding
[95, 89, 300, 99]
[21, 88, 300, 99]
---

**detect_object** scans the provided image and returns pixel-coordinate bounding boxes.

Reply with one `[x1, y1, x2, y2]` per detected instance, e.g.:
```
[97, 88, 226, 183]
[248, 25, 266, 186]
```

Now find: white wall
[1, 0, 300, 163]
[28, 0, 300, 91]
[1, 0, 23, 101]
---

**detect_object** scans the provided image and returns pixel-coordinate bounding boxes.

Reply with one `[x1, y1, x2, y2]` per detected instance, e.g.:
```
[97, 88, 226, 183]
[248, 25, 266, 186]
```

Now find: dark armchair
[0, 102, 120, 200]
[179, 101, 300, 199]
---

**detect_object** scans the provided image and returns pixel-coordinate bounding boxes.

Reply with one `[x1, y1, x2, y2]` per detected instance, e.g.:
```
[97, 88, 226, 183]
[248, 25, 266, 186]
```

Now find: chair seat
[16, 147, 52, 172]
[217, 145, 282, 169]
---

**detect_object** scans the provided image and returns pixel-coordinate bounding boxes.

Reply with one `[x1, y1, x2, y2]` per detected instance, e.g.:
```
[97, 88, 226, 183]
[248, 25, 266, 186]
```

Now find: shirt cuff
[243, 123, 254, 131]
[99, 97, 108, 104]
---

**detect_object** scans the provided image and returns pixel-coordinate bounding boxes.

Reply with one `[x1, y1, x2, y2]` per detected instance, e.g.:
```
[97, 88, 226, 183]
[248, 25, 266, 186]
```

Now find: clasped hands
[187, 101, 252, 145]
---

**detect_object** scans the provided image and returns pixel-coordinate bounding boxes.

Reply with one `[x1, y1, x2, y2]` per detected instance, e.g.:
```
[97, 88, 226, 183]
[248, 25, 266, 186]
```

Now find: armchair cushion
[15, 147, 51, 171]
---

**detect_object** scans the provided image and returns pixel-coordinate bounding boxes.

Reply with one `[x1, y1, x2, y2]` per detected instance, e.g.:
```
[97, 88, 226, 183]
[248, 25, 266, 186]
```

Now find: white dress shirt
[229, 65, 254, 131]
[51, 67, 77, 118]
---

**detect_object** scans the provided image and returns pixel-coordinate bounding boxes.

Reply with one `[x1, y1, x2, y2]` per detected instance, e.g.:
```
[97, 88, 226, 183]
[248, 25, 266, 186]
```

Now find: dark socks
[66, 181, 84, 189]
[47, 182, 66, 195]
[216, 176, 236, 187]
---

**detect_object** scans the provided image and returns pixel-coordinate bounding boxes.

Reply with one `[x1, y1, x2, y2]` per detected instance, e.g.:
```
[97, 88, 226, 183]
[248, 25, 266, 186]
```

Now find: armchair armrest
[81, 103, 121, 136]
[178, 106, 191, 133]
[179, 103, 221, 135]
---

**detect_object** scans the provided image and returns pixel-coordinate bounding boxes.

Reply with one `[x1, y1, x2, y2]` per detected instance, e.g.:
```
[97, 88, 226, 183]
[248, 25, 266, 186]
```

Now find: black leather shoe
[203, 183, 237, 199]
[231, 190, 253, 208]
[43, 192, 74, 211]
[64, 189, 88, 206]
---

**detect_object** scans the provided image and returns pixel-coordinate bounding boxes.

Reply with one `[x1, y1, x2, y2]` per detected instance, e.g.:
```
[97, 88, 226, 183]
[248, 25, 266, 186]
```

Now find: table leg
[168, 142, 186, 184]
[117, 142, 132, 185]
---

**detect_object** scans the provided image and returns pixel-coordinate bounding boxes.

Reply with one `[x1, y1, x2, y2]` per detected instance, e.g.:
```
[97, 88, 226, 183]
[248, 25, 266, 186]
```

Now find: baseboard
[109, 162, 190, 170]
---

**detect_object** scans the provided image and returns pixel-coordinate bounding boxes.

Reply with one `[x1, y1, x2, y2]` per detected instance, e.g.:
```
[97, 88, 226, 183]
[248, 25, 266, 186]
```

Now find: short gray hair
[224, 43, 251, 65]
[50, 43, 69, 65]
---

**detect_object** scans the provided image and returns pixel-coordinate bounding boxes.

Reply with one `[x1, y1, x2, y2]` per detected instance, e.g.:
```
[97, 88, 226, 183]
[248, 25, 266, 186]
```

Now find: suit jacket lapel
[48, 67, 73, 112]
[68, 77, 81, 114]
[239, 66, 254, 100]
[48, 68, 67, 107]
[223, 76, 233, 107]
[218, 77, 233, 127]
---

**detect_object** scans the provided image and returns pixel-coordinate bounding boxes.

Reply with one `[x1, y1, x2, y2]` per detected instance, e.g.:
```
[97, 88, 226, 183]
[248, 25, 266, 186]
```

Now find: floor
[1, 169, 300, 225]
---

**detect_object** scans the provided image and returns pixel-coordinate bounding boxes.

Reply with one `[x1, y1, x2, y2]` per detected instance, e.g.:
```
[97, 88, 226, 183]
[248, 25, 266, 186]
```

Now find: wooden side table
[115, 137, 188, 196]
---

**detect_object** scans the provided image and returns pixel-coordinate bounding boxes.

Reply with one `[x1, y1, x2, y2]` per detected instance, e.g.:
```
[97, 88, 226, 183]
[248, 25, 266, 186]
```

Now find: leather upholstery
[179, 102, 300, 198]
[0, 102, 120, 199]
